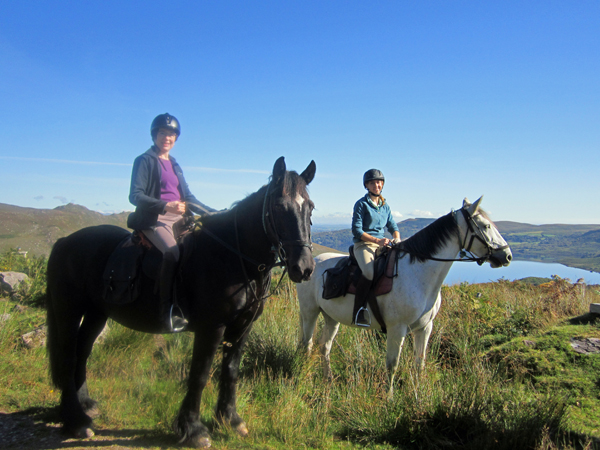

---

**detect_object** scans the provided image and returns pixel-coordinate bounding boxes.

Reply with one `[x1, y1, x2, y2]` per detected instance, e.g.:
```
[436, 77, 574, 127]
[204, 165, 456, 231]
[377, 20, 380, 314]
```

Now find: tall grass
[1, 251, 599, 449]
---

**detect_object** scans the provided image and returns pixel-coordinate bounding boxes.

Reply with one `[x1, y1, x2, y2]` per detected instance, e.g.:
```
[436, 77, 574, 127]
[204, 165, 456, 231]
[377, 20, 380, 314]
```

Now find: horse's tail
[46, 237, 67, 388]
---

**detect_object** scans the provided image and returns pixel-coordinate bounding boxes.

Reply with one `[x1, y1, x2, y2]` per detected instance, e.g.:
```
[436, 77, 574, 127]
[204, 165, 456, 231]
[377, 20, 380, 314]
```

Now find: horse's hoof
[73, 426, 95, 439]
[235, 422, 249, 437]
[187, 435, 211, 448]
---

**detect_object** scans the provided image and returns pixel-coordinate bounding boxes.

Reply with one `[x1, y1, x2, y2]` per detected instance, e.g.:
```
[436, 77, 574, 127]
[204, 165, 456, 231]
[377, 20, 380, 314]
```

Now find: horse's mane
[400, 211, 458, 263]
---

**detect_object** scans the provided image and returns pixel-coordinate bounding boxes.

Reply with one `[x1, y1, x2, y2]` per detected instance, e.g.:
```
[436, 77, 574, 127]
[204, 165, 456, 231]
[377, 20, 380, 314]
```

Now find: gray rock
[0, 272, 30, 295]
[21, 326, 47, 349]
[570, 337, 600, 354]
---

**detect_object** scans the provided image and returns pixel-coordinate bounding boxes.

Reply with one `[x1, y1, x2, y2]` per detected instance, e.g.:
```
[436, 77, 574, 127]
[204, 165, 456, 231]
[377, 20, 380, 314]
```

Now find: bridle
[261, 179, 313, 269]
[455, 208, 510, 265]
[397, 207, 509, 265]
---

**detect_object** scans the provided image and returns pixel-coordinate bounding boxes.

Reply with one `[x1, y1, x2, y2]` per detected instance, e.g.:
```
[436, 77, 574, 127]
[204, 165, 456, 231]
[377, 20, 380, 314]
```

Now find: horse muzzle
[488, 247, 512, 268]
[287, 253, 315, 283]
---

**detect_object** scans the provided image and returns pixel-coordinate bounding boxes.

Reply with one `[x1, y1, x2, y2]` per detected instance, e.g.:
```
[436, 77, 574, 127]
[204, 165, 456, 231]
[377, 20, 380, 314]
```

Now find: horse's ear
[464, 196, 483, 215]
[272, 157, 286, 184]
[300, 160, 316, 185]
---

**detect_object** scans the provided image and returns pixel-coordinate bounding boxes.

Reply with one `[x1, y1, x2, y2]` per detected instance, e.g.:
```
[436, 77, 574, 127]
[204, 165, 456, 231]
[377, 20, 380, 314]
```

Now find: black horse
[46, 157, 316, 447]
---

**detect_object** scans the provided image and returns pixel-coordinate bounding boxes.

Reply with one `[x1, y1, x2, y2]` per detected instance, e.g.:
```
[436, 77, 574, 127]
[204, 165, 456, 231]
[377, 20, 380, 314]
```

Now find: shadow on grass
[568, 313, 600, 325]
[0, 407, 178, 450]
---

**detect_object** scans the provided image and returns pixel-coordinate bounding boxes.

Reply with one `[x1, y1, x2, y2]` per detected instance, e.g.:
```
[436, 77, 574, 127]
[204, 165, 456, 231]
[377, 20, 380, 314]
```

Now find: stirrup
[354, 307, 371, 327]
[169, 304, 188, 332]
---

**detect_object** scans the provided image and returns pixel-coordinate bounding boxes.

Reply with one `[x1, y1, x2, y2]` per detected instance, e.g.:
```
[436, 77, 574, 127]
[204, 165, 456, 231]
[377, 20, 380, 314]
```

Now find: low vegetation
[1, 249, 599, 449]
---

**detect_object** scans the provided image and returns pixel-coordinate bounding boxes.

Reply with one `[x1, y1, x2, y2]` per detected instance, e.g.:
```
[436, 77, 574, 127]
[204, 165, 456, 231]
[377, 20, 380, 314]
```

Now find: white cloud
[312, 212, 351, 225]
[407, 210, 437, 218]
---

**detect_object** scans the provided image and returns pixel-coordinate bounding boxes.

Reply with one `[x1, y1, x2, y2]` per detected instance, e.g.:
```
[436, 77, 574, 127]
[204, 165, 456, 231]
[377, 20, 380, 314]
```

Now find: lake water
[445, 260, 600, 285]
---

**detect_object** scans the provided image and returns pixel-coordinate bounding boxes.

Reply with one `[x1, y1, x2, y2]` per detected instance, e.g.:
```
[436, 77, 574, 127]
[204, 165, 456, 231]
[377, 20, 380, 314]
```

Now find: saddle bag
[102, 237, 144, 304]
[322, 258, 353, 299]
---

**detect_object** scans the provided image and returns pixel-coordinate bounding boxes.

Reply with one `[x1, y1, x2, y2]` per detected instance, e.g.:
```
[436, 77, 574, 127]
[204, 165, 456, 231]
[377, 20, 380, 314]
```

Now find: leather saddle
[102, 218, 194, 305]
[322, 245, 399, 300]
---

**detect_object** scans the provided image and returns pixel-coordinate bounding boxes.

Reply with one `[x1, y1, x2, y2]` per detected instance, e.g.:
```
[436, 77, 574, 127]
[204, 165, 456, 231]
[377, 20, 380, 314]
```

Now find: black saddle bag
[102, 237, 145, 305]
[322, 257, 353, 300]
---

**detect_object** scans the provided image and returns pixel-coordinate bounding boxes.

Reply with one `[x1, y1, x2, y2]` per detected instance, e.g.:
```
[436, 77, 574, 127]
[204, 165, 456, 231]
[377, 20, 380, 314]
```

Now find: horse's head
[460, 196, 512, 268]
[264, 157, 316, 282]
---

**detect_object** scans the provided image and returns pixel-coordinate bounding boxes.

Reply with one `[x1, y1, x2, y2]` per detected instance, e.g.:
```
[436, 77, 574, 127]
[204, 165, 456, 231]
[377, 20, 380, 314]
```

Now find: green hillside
[0, 203, 129, 256]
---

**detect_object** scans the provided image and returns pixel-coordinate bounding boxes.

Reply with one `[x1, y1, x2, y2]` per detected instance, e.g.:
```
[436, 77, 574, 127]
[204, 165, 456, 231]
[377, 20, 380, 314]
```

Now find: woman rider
[351, 169, 401, 326]
[128, 113, 215, 332]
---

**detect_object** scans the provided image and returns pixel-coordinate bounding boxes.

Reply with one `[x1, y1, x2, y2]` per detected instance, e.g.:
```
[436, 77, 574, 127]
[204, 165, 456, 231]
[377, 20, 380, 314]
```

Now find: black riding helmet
[151, 113, 181, 140]
[363, 169, 385, 187]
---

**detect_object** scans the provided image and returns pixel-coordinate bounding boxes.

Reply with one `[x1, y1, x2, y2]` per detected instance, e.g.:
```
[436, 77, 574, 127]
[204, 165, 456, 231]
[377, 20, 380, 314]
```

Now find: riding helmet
[363, 169, 385, 187]
[151, 113, 181, 140]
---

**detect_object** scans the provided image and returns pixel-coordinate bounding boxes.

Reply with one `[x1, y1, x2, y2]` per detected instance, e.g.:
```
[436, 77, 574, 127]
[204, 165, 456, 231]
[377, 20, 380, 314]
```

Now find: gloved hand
[392, 237, 401, 245]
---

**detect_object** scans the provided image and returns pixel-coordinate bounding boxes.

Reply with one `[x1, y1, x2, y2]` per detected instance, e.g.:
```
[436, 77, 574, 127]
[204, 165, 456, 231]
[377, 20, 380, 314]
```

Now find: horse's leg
[55, 313, 95, 437]
[412, 321, 433, 374]
[318, 312, 340, 381]
[74, 310, 108, 418]
[385, 324, 408, 400]
[174, 326, 224, 449]
[298, 293, 321, 352]
[215, 325, 253, 437]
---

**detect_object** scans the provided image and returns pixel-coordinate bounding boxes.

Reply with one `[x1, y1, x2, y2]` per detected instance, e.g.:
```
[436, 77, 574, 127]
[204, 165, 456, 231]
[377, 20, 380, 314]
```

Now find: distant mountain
[0, 203, 129, 256]
[313, 217, 600, 272]
[3, 203, 600, 272]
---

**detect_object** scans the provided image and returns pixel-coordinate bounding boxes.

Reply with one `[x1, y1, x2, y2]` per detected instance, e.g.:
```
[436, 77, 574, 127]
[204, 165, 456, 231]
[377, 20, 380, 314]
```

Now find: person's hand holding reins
[165, 201, 186, 215]
[377, 237, 391, 247]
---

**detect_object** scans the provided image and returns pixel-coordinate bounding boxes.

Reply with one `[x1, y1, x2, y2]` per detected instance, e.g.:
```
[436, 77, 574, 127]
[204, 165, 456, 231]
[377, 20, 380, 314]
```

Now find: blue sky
[1, 1, 598, 226]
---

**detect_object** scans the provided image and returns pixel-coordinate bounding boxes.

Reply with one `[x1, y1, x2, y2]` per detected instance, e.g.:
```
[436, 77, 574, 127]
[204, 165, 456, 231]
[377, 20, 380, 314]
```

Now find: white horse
[296, 197, 512, 398]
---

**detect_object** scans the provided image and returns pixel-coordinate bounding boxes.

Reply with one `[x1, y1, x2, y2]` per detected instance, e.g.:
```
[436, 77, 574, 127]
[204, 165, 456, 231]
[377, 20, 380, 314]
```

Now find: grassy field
[1, 249, 600, 449]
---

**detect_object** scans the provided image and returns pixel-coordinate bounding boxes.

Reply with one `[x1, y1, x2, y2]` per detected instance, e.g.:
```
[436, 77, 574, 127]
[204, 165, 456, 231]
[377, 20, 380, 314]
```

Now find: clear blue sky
[1, 1, 598, 226]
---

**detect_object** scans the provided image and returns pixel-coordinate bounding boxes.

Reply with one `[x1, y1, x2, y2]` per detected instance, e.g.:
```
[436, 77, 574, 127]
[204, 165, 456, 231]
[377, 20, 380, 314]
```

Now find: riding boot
[159, 254, 188, 333]
[353, 275, 373, 327]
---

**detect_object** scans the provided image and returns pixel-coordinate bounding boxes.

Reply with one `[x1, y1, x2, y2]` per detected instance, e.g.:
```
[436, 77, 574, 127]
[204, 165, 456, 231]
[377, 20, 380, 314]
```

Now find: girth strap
[368, 294, 387, 334]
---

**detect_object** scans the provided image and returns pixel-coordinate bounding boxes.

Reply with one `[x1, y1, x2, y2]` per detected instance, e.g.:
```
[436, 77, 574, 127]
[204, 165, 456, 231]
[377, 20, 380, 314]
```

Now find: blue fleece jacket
[351, 194, 399, 243]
